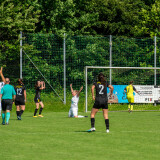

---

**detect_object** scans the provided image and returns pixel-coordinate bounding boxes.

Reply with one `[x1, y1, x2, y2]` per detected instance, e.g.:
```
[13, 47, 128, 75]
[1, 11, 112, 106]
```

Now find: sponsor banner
[154, 85, 160, 103]
[134, 85, 154, 103]
[107, 85, 160, 103]
[107, 85, 127, 103]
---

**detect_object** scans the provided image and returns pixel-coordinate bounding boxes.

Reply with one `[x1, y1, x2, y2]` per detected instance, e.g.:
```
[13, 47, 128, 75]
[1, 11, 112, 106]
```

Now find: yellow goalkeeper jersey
[125, 84, 136, 96]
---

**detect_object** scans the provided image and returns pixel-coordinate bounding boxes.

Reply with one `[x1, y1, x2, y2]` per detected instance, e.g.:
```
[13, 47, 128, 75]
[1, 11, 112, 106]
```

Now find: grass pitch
[0, 111, 160, 160]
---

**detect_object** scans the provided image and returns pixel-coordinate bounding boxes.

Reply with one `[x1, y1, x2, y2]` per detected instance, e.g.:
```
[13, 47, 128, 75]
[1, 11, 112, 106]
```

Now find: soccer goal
[85, 66, 160, 112]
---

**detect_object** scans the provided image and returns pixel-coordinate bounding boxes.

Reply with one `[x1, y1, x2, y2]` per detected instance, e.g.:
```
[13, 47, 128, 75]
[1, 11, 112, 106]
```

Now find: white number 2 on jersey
[99, 85, 104, 94]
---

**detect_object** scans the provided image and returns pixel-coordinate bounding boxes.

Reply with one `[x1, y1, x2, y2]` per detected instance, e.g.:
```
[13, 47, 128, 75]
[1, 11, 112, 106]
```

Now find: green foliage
[134, 0, 160, 37]
[0, 0, 40, 81]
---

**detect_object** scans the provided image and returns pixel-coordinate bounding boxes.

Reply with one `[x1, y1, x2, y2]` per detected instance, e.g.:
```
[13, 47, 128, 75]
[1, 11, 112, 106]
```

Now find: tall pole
[85, 66, 88, 112]
[154, 36, 157, 106]
[20, 31, 22, 79]
[154, 36, 156, 86]
[63, 33, 66, 104]
[109, 35, 112, 85]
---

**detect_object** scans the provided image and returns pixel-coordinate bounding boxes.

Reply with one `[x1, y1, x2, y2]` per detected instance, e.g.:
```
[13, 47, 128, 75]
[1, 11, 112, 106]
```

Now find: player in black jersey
[33, 80, 45, 117]
[15, 79, 26, 120]
[87, 73, 114, 133]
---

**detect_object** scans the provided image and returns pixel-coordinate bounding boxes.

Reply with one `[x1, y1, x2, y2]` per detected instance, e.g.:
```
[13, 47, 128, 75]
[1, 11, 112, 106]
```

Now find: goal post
[85, 66, 160, 112]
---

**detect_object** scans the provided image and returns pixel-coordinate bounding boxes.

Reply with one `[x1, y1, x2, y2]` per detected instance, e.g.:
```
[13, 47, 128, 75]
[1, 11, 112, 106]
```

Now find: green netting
[112, 36, 154, 67]
[21, 33, 160, 104]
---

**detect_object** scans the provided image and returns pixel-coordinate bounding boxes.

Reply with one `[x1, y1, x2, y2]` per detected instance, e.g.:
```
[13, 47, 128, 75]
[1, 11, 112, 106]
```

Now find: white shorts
[68, 107, 78, 117]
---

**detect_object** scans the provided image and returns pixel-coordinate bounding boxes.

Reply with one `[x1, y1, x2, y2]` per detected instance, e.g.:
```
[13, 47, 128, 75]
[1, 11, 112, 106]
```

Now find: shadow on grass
[75, 130, 97, 133]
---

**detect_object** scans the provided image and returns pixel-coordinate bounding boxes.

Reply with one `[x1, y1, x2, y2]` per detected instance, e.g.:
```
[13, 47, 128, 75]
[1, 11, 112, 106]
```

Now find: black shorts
[93, 97, 108, 109]
[15, 99, 25, 106]
[2, 99, 13, 111]
[34, 97, 41, 103]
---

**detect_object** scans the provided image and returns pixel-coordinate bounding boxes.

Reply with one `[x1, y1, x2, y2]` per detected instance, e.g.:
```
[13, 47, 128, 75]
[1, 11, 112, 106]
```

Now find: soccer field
[0, 111, 160, 160]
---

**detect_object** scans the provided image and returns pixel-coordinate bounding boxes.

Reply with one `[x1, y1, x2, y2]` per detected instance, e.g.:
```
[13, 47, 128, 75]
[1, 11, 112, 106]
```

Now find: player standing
[33, 80, 45, 117]
[15, 79, 26, 120]
[87, 73, 113, 133]
[124, 81, 139, 113]
[0, 67, 5, 116]
[68, 84, 87, 118]
[0, 68, 16, 125]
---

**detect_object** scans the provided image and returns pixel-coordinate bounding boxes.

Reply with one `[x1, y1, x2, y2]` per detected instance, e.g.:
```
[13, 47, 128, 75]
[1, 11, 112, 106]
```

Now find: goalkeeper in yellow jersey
[124, 81, 139, 113]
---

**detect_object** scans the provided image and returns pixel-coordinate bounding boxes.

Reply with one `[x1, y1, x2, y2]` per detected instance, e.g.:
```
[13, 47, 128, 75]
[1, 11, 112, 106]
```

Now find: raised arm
[77, 86, 83, 97]
[70, 84, 74, 94]
[0, 67, 6, 83]
[40, 81, 45, 89]
[91, 85, 95, 101]
[43, 81, 45, 89]
[39, 81, 44, 90]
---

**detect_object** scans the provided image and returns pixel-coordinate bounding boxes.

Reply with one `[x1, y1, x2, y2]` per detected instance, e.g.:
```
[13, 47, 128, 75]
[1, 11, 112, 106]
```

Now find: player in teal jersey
[0, 67, 16, 125]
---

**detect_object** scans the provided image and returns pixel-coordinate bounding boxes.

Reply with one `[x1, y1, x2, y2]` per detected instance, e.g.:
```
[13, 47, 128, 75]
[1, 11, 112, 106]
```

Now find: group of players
[0, 67, 45, 125]
[68, 73, 138, 133]
[0, 66, 138, 133]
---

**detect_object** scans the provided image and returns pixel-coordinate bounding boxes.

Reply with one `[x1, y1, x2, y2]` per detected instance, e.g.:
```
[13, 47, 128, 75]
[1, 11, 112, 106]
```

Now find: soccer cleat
[17, 116, 21, 120]
[6, 123, 9, 125]
[84, 116, 88, 118]
[87, 127, 96, 132]
[33, 116, 38, 118]
[2, 122, 5, 125]
[106, 129, 109, 133]
[38, 115, 43, 117]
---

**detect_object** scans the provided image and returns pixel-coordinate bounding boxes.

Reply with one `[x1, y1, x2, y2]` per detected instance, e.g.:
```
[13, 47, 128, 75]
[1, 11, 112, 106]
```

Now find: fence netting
[1, 33, 159, 107]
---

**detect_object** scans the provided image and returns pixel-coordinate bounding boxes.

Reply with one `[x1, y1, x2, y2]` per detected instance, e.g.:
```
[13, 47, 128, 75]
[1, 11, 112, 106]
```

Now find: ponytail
[98, 73, 106, 85]
[17, 78, 24, 85]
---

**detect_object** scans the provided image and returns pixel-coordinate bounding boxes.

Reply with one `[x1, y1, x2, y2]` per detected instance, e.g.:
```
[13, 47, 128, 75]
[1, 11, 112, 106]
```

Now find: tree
[134, 0, 160, 37]
[0, 0, 40, 81]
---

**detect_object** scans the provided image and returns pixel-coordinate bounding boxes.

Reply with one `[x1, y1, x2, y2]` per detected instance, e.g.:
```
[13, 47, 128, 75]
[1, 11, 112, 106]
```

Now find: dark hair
[98, 72, 106, 85]
[17, 78, 24, 85]
[35, 80, 40, 89]
[129, 81, 133, 84]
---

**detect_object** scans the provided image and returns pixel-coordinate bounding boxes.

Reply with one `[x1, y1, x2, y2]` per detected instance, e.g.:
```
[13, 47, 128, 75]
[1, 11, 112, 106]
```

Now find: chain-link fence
[21, 34, 159, 103]
[1, 33, 159, 109]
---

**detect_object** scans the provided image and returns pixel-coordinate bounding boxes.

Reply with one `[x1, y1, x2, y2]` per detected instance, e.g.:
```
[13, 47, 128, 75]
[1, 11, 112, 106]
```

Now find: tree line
[0, 0, 160, 89]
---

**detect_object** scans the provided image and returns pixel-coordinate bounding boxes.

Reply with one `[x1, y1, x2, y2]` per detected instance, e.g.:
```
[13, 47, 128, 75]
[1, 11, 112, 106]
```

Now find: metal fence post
[109, 35, 112, 85]
[85, 66, 88, 112]
[20, 31, 22, 79]
[154, 36, 157, 86]
[63, 33, 66, 104]
[154, 36, 157, 106]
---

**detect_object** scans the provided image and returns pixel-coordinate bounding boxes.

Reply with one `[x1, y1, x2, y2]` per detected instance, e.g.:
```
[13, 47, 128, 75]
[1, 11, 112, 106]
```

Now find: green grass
[0, 111, 160, 160]
[25, 91, 160, 112]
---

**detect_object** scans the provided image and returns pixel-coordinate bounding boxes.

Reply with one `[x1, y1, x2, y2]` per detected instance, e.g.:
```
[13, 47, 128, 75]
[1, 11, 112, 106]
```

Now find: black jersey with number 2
[93, 81, 109, 109]
[94, 81, 109, 99]
[15, 85, 26, 101]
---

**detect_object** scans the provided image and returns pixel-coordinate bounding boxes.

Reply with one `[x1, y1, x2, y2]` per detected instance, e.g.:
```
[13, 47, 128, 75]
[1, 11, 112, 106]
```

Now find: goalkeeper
[124, 81, 139, 113]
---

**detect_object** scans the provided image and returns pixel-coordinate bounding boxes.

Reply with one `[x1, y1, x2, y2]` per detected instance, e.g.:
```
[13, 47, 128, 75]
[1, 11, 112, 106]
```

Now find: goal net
[85, 66, 160, 112]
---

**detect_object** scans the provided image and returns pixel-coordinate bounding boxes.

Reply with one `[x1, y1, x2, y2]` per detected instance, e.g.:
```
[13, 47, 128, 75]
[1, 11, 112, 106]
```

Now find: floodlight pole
[20, 31, 22, 79]
[154, 36, 157, 106]
[85, 66, 88, 112]
[109, 35, 112, 85]
[63, 33, 66, 104]
[154, 36, 157, 86]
